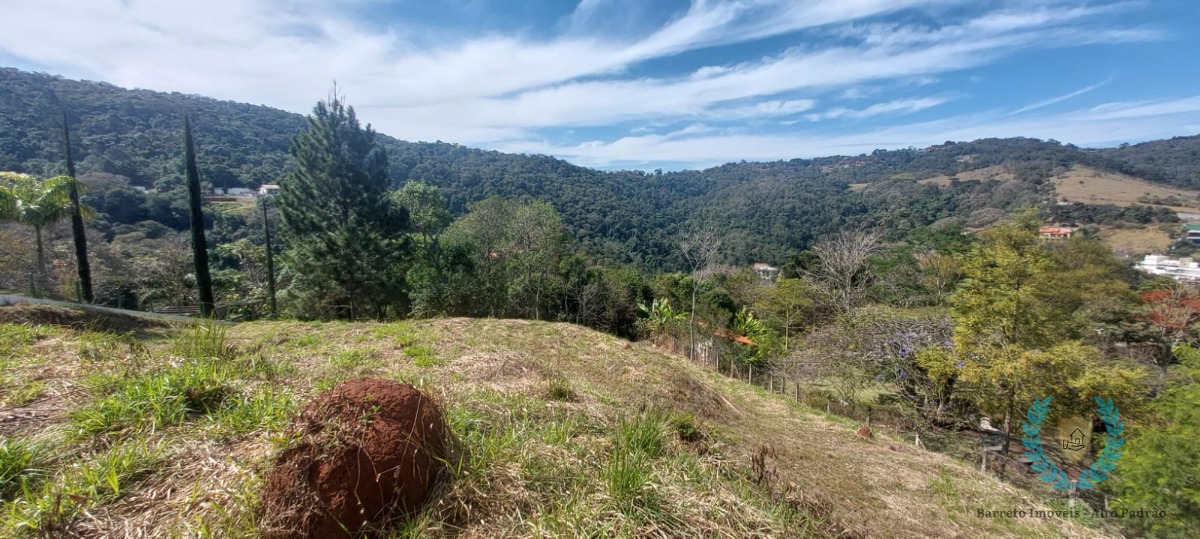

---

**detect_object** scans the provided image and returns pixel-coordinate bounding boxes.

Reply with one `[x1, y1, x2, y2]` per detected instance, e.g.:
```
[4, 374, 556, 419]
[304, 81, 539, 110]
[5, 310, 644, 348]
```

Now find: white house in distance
[1136, 255, 1200, 281]
[257, 184, 281, 196]
[751, 263, 780, 283]
[211, 187, 254, 196]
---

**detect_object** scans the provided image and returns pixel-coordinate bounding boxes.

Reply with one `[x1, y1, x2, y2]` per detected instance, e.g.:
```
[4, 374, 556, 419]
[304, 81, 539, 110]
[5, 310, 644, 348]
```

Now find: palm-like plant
[638, 298, 687, 342]
[0, 172, 93, 278]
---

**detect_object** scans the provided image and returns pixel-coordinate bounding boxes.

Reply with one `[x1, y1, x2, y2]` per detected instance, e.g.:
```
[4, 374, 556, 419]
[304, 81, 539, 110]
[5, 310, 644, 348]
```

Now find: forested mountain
[0, 68, 1193, 269]
[1095, 135, 1200, 189]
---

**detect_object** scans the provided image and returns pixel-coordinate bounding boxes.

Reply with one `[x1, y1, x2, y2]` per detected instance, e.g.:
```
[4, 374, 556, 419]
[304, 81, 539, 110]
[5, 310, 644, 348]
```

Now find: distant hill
[1094, 135, 1200, 189]
[1, 68, 1195, 268]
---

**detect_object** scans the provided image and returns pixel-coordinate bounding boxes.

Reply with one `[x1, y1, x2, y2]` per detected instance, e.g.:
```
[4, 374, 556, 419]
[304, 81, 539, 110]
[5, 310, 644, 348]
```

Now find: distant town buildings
[1182, 223, 1200, 244]
[208, 185, 280, 197]
[1038, 225, 1077, 240]
[1136, 255, 1200, 281]
[211, 187, 254, 196]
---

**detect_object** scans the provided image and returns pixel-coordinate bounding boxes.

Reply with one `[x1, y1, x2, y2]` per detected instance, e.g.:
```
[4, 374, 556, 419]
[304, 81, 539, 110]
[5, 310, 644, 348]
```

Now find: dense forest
[1, 68, 1192, 270]
[1096, 135, 1200, 189]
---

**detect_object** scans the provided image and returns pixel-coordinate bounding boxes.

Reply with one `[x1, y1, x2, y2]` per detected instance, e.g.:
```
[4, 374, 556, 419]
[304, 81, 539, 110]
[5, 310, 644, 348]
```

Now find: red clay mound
[262, 379, 447, 538]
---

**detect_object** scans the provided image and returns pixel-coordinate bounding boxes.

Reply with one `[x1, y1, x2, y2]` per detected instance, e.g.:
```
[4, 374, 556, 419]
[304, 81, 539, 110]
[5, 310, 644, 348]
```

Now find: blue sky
[2, 0, 1198, 170]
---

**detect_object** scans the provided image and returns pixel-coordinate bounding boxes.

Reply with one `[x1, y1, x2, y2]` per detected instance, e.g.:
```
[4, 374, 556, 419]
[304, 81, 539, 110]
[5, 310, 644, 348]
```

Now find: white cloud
[0, 0, 1186, 167]
[494, 95, 1200, 169]
[805, 97, 947, 121]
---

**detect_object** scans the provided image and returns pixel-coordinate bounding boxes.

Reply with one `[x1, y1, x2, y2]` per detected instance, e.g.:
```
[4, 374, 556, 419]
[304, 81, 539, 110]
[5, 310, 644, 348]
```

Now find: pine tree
[62, 112, 93, 303]
[277, 91, 408, 319]
[183, 116, 215, 317]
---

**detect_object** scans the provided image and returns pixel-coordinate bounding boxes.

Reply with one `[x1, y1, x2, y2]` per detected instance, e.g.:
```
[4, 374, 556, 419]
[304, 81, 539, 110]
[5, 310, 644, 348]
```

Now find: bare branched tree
[915, 249, 961, 305]
[681, 228, 721, 363]
[806, 229, 885, 313]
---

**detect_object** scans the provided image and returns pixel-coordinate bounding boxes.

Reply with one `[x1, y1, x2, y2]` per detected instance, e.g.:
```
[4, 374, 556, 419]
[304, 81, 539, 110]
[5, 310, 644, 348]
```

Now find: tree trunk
[63, 112, 92, 303]
[689, 283, 698, 362]
[183, 117, 215, 318]
[1000, 396, 1015, 474]
[34, 225, 46, 279]
[262, 197, 277, 318]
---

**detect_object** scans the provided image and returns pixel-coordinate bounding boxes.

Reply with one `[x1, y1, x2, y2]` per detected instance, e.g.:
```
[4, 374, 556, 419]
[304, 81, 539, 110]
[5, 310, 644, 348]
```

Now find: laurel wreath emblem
[1020, 396, 1124, 490]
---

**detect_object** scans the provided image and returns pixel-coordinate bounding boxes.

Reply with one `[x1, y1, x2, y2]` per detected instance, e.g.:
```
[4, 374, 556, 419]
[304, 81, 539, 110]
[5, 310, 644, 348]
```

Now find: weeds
[605, 449, 655, 513]
[1, 440, 165, 535]
[404, 345, 439, 367]
[545, 374, 574, 401]
[0, 440, 44, 500]
[331, 347, 377, 369]
[2, 381, 45, 407]
[670, 412, 701, 442]
[613, 410, 668, 459]
[0, 324, 43, 357]
[76, 331, 123, 364]
[172, 323, 237, 361]
[232, 351, 296, 381]
[606, 409, 670, 514]
[69, 360, 233, 439]
[210, 386, 297, 438]
[292, 334, 322, 348]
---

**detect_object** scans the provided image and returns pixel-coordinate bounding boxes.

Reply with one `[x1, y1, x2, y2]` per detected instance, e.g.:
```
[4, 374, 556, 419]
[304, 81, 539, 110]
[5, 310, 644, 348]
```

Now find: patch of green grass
[1, 439, 165, 535]
[209, 386, 297, 438]
[605, 409, 671, 515]
[0, 439, 45, 500]
[331, 347, 376, 369]
[171, 323, 237, 361]
[291, 334, 322, 348]
[670, 412, 701, 442]
[76, 330, 125, 364]
[230, 351, 296, 381]
[372, 321, 421, 346]
[404, 345, 439, 367]
[613, 410, 668, 459]
[2, 381, 45, 407]
[605, 448, 655, 514]
[0, 323, 43, 357]
[928, 465, 959, 500]
[69, 360, 234, 439]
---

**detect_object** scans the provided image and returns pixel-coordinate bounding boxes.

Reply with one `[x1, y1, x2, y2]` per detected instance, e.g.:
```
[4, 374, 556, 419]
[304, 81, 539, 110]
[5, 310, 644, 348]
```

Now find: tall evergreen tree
[277, 92, 408, 319]
[183, 116, 215, 317]
[261, 196, 278, 318]
[62, 112, 93, 303]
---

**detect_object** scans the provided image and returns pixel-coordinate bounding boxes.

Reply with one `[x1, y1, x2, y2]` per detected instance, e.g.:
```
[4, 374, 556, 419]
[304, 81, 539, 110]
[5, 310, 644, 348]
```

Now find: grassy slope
[0, 309, 1109, 538]
[1051, 165, 1200, 211]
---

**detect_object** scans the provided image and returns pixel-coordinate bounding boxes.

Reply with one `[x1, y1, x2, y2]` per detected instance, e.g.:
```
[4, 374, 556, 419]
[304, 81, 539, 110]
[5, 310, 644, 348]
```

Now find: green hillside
[1, 68, 1192, 269]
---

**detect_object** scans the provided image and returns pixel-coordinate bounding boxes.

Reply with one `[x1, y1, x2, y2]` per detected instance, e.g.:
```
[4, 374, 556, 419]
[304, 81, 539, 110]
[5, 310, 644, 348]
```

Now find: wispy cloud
[805, 97, 947, 121]
[1010, 78, 1112, 115]
[0, 0, 1187, 168]
[493, 95, 1200, 169]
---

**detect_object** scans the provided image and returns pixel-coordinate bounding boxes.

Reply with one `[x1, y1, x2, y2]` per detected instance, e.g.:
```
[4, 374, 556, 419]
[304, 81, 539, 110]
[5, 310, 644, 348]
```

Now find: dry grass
[0, 313, 1115, 538]
[1051, 165, 1200, 211]
[918, 165, 1016, 187]
[1095, 226, 1174, 256]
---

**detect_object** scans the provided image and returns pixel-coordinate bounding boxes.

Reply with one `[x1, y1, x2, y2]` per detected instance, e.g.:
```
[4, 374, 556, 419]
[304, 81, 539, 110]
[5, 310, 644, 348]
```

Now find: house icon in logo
[1062, 428, 1086, 452]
